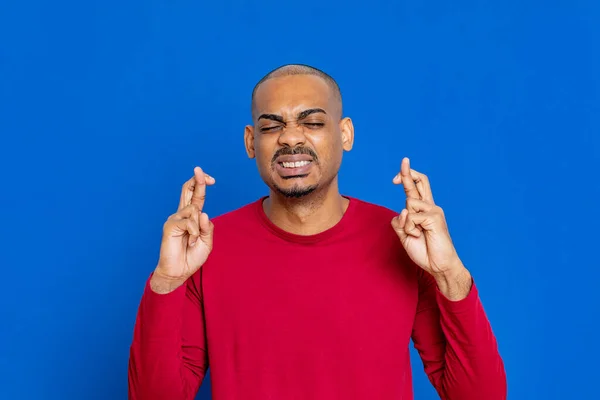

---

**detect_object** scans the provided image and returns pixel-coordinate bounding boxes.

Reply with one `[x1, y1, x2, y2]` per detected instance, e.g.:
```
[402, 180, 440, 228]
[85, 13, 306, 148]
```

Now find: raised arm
[128, 167, 215, 399]
[391, 157, 506, 399]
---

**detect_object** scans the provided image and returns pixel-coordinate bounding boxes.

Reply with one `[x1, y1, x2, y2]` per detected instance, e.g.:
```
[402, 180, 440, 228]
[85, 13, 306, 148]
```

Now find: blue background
[1, 0, 598, 399]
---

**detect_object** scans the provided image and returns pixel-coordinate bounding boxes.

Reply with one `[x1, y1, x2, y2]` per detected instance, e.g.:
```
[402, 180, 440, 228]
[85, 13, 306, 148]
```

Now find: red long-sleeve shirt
[128, 197, 506, 399]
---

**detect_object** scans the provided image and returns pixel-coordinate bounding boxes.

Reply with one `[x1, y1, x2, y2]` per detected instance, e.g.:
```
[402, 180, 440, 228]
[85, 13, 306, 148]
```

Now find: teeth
[282, 161, 310, 168]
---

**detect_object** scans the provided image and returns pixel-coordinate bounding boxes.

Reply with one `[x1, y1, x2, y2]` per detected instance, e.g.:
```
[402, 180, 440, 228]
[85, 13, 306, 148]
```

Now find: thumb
[391, 209, 409, 241]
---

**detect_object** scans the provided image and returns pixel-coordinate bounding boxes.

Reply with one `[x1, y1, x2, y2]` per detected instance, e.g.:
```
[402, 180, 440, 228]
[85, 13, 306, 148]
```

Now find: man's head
[244, 64, 354, 199]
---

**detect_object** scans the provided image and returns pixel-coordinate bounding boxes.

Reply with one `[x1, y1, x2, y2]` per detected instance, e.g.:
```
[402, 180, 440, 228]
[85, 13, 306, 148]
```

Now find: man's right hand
[150, 167, 216, 294]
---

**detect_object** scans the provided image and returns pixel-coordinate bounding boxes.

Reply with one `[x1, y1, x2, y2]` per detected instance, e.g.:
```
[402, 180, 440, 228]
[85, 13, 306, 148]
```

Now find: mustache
[271, 146, 319, 164]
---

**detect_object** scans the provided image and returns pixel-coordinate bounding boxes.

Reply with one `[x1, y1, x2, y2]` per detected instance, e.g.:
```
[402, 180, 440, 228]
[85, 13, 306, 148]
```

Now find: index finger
[178, 167, 215, 211]
[409, 168, 434, 204]
[393, 157, 421, 199]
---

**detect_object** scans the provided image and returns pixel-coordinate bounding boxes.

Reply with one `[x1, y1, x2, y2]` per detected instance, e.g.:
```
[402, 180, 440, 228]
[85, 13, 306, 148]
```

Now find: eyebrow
[258, 108, 327, 123]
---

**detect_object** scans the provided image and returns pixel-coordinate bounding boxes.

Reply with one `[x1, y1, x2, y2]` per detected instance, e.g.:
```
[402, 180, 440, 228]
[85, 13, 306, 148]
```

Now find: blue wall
[1, 1, 598, 399]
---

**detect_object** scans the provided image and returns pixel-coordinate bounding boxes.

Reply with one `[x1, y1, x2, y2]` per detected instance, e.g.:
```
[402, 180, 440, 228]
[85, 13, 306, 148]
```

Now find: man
[128, 64, 507, 400]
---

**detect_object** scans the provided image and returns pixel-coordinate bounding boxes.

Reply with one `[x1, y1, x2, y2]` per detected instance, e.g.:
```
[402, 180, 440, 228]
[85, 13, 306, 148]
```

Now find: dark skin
[244, 74, 355, 235]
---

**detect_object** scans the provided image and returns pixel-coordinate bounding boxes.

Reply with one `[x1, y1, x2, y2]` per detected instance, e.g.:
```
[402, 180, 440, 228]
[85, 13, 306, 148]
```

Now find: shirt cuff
[435, 278, 479, 314]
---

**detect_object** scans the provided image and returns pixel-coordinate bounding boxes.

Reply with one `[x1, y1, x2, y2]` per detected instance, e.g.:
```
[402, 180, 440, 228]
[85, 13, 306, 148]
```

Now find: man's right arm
[128, 271, 208, 400]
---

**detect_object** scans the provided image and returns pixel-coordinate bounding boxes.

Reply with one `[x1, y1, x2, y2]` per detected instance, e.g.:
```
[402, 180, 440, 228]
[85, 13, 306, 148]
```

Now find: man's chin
[273, 183, 318, 199]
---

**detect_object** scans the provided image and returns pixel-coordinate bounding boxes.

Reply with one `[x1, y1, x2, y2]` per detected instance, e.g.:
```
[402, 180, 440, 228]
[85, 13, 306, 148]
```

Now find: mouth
[274, 156, 314, 178]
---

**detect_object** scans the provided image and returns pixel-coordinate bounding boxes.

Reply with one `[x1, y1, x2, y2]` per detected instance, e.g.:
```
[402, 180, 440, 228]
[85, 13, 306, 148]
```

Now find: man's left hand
[391, 157, 472, 300]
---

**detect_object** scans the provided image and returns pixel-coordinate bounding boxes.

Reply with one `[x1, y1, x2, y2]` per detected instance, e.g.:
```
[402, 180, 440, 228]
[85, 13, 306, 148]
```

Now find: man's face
[245, 74, 353, 198]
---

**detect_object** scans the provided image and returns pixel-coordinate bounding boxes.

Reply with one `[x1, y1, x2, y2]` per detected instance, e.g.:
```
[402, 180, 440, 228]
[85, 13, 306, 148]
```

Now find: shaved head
[251, 64, 342, 119]
[243, 63, 354, 202]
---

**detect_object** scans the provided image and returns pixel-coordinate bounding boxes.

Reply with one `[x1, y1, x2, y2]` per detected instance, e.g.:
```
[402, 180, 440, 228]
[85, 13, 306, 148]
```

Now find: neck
[263, 180, 349, 236]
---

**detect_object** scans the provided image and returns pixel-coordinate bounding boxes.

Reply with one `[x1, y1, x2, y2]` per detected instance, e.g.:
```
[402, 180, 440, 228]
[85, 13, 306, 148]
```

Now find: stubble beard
[273, 177, 318, 198]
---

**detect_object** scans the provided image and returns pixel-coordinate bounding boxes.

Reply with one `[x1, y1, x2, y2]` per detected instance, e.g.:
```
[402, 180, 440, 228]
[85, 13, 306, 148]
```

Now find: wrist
[433, 262, 472, 301]
[150, 269, 187, 294]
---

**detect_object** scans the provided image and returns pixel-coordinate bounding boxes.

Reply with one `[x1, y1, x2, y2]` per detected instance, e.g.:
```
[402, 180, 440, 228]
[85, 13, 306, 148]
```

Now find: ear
[244, 125, 255, 158]
[339, 117, 354, 151]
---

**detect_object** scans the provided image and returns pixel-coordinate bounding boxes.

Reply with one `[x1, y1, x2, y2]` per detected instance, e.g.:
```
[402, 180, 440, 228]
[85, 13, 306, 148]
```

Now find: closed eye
[261, 126, 283, 132]
[304, 123, 324, 128]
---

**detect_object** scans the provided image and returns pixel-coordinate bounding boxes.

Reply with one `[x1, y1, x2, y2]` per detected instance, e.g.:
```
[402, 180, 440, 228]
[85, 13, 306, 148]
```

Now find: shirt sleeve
[128, 271, 208, 400]
[411, 269, 507, 400]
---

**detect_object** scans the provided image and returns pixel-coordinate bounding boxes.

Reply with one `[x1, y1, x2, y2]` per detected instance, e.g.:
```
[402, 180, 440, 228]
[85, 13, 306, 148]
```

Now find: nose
[277, 123, 306, 148]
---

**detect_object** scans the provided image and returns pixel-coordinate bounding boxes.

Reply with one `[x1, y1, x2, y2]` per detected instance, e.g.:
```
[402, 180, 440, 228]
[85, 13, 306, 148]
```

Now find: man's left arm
[391, 157, 507, 399]
[411, 261, 507, 400]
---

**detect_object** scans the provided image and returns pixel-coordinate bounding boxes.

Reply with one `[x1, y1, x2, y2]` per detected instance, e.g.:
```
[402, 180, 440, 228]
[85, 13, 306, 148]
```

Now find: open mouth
[280, 160, 312, 169]
[275, 159, 313, 178]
